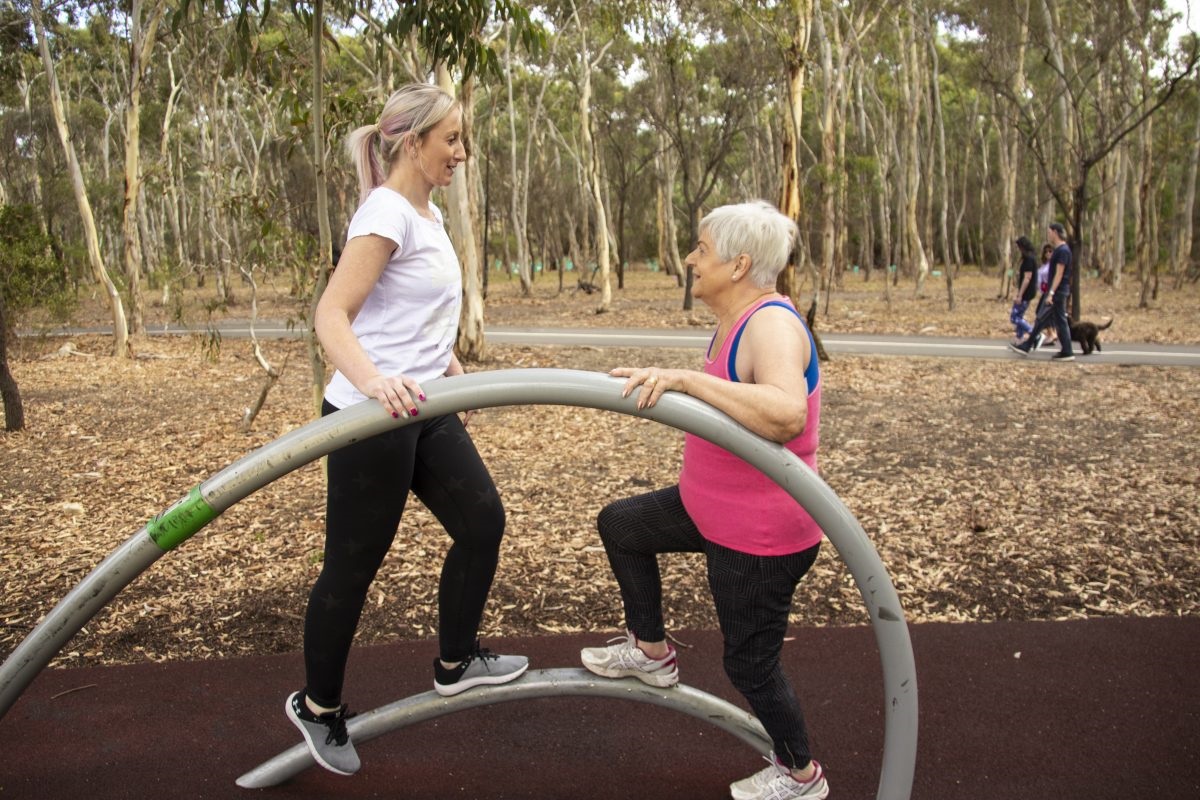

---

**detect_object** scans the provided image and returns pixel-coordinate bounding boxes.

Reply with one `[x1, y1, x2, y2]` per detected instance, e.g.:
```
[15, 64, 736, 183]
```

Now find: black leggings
[303, 403, 506, 708]
[598, 486, 820, 769]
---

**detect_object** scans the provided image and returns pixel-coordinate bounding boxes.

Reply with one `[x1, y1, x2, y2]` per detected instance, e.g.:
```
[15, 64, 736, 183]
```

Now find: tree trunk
[503, 24, 533, 296]
[308, 0, 331, 413]
[928, 22, 953, 308]
[1114, 143, 1129, 286]
[0, 295, 24, 432]
[1136, 112, 1154, 308]
[653, 67, 684, 287]
[437, 66, 486, 361]
[900, 0, 930, 295]
[776, 0, 815, 306]
[655, 143, 684, 286]
[32, 0, 128, 358]
[121, 0, 167, 336]
[574, 19, 613, 314]
[1172, 84, 1200, 284]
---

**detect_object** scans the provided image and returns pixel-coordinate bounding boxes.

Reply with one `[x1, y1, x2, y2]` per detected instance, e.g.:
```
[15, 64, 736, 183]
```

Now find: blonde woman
[285, 84, 527, 776]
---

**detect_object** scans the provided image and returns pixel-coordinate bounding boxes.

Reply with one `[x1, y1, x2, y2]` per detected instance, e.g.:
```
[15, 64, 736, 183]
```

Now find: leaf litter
[2, 272, 1198, 668]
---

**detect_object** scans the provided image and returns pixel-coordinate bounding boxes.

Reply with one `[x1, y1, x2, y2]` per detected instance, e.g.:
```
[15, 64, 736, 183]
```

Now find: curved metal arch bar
[0, 368, 916, 800]
[235, 668, 771, 789]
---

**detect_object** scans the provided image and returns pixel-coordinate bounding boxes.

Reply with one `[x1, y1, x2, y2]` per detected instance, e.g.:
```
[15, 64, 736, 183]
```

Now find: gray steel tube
[235, 667, 772, 788]
[0, 368, 916, 799]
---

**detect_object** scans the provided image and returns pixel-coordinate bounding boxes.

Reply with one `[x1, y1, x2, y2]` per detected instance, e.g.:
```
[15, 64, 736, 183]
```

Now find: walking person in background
[580, 200, 830, 800]
[1009, 236, 1038, 344]
[1031, 243, 1059, 349]
[1010, 222, 1074, 361]
[285, 83, 527, 777]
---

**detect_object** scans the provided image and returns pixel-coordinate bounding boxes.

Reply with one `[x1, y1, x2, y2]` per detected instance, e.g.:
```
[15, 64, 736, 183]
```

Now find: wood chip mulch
[3, 271, 1198, 668]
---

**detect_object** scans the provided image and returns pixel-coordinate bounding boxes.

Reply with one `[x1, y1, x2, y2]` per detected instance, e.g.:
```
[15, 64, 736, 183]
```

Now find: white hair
[699, 200, 799, 288]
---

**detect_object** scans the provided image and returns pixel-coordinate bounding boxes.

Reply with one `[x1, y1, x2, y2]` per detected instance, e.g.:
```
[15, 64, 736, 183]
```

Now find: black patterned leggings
[303, 403, 506, 708]
[597, 485, 821, 769]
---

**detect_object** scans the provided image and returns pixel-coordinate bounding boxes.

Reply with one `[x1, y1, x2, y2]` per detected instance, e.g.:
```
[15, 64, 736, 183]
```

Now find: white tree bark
[121, 0, 168, 335]
[900, 0, 930, 294]
[1172, 106, 1200, 282]
[437, 65, 487, 360]
[31, 0, 128, 358]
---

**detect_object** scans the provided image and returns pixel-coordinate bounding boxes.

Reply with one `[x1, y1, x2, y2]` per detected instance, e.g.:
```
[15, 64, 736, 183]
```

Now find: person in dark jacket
[1009, 236, 1038, 343]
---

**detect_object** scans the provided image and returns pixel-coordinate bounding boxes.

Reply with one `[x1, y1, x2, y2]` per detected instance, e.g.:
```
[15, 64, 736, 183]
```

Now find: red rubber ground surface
[2, 617, 1197, 799]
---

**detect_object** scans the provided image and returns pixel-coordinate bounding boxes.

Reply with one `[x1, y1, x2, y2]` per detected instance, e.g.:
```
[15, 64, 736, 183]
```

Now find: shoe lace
[752, 754, 792, 788]
[320, 705, 353, 746]
[468, 639, 500, 668]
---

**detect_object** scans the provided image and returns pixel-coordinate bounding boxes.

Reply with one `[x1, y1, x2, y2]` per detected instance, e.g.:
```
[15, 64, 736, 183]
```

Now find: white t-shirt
[324, 187, 462, 409]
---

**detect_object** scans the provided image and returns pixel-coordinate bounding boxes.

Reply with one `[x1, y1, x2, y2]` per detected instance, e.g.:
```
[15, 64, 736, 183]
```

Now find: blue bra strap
[727, 301, 819, 393]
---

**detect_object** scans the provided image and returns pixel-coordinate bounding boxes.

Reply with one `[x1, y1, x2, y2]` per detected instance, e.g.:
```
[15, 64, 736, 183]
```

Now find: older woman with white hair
[581, 200, 829, 800]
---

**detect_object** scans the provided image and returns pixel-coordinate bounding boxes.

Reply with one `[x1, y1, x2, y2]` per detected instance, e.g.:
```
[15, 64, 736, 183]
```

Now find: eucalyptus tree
[813, 1, 883, 303]
[642, 1, 765, 310]
[596, 75, 657, 288]
[0, 205, 75, 430]
[28, 0, 129, 357]
[898, 0, 931, 295]
[729, 0, 815, 304]
[345, 1, 543, 358]
[977, 0, 1198, 319]
[1169, 66, 1198, 284]
[500, 14, 561, 296]
[114, 0, 170, 335]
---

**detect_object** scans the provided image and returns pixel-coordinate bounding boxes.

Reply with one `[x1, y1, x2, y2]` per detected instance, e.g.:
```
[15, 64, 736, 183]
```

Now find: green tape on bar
[147, 487, 218, 551]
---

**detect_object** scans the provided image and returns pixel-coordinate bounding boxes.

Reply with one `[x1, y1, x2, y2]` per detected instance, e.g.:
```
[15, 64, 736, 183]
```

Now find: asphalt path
[28, 321, 1200, 367]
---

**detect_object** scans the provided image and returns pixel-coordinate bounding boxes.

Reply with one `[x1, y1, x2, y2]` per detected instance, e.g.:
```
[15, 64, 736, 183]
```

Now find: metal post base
[235, 668, 770, 788]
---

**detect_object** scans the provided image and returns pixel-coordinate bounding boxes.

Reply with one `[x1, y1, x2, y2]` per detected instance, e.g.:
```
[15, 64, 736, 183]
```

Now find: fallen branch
[41, 342, 95, 360]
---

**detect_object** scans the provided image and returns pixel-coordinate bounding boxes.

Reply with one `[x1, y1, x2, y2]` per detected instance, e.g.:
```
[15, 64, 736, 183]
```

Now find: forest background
[1, 0, 1199, 668]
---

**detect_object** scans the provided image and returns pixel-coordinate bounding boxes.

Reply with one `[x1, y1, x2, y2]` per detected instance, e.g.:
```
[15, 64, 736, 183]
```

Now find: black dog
[1069, 315, 1113, 355]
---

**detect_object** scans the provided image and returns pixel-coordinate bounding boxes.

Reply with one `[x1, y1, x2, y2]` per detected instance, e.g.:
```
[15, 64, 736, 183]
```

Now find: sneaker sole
[1007, 343, 1029, 356]
[731, 773, 829, 800]
[434, 660, 530, 697]
[730, 780, 829, 800]
[285, 693, 357, 776]
[580, 659, 680, 688]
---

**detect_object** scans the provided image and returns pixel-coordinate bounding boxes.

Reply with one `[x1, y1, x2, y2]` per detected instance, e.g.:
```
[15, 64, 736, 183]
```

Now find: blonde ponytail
[347, 85, 459, 205]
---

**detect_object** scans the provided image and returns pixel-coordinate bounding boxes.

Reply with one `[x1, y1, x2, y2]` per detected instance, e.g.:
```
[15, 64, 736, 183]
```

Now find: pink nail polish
[392, 411, 399, 418]
[419, 393, 426, 401]
[411, 408, 419, 417]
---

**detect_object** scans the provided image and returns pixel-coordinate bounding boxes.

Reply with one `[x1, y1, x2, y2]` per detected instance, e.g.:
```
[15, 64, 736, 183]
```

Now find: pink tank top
[678, 296, 823, 556]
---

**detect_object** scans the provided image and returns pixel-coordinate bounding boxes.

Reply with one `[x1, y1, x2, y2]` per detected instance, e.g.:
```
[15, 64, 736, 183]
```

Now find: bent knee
[596, 501, 630, 545]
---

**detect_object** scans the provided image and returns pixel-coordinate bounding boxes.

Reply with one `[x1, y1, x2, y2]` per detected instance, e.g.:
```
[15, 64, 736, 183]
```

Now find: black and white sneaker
[1051, 352, 1075, 362]
[1007, 342, 1030, 356]
[286, 690, 360, 775]
[434, 640, 529, 697]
